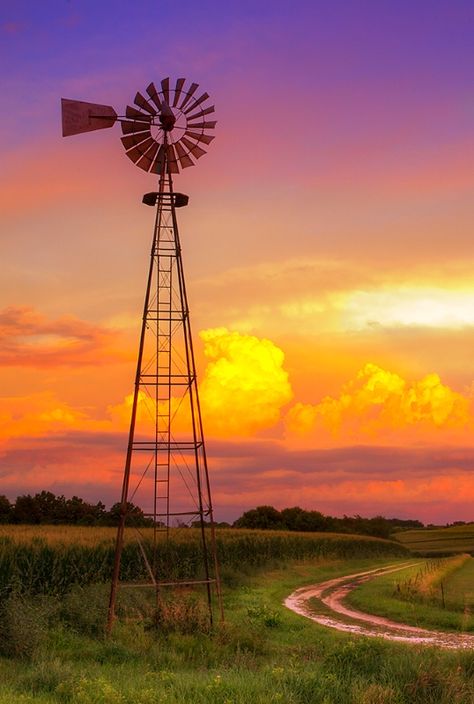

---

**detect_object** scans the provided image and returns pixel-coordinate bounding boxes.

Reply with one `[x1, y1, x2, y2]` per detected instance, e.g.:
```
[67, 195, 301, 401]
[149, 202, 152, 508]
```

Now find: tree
[33, 491, 68, 523]
[107, 502, 152, 527]
[13, 495, 41, 524]
[66, 496, 106, 525]
[233, 505, 283, 530]
[0, 495, 12, 523]
[280, 506, 328, 532]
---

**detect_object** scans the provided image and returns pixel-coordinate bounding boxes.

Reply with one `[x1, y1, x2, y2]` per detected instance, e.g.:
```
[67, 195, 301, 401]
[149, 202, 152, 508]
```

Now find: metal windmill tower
[61, 78, 223, 633]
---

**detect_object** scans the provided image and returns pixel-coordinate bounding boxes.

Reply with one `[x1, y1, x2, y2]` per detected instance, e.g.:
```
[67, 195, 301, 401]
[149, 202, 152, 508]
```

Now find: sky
[0, 0, 473, 524]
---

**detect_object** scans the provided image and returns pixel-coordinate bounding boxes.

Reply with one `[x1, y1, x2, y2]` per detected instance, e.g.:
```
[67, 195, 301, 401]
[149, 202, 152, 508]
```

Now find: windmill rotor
[61, 77, 216, 175]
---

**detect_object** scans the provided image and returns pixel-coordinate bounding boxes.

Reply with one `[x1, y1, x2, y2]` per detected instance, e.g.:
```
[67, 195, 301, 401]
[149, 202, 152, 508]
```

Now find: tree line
[0, 491, 151, 527]
[0, 492, 425, 538]
[232, 505, 423, 539]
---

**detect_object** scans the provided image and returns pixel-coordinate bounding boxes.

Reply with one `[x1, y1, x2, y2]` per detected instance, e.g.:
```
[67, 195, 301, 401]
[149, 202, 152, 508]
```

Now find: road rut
[284, 563, 474, 649]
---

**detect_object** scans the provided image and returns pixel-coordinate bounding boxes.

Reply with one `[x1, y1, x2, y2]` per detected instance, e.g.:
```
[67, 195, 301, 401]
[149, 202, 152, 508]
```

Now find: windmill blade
[121, 131, 152, 150]
[185, 105, 215, 122]
[183, 92, 209, 115]
[173, 78, 186, 107]
[134, 91, 157, 115]
[146, 82, 162, 111]
[184, 130, 215, 145]
[125, 137, 156, 162]
[179, 82, 199, 111]
[61, 98, 117, 137]
[174, 141, 194, 169]
[166, 144, 180, 174]
[187, 120, 217, 130]
[181, 137, 207, 159]
[116, 78, 216, 174]
[121, 120, 151, 136]
[161, 77, 170, 104]
[150, 144, 167, 174]
[136, 141, 160, 171]
[125, 105, 152, 122]
[125, 148, 153, 172]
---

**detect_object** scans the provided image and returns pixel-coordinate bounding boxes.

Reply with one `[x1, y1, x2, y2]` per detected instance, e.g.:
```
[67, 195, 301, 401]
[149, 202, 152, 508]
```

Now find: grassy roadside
[1, 557, 474, 704]
[346, 559, 474, 633]
[440, 557, 474, 611]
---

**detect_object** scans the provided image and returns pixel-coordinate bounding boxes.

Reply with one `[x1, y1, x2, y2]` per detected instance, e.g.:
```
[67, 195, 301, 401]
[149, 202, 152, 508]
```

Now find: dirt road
[284, 563, 474, 649]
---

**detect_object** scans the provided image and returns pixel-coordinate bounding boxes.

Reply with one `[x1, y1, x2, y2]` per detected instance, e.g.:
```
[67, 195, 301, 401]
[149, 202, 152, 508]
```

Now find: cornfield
[0, 526, 408, 596]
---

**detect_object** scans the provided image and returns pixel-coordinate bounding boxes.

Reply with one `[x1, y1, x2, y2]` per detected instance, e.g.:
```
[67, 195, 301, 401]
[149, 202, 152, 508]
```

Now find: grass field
[2, 527, 474, 703]
[2, 557, 474, 704]
[393, 524, 474, 555]
[442, 557, 474, 611]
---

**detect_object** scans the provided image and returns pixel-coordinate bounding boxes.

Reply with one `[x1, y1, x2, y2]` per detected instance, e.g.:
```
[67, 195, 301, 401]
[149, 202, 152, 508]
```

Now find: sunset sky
[1, 0, 473, 523]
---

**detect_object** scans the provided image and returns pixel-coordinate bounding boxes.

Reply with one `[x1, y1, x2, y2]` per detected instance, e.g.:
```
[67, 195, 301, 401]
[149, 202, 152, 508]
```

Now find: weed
[151, 592, 210, 634]
[0, 593, 54, 660]
[246, 601, 282, 628]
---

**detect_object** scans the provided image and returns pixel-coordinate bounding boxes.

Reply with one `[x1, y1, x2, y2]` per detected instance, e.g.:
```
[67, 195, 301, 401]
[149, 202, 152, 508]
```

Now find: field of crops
[0, 525, 407, 595]
[393, 524, 474, 555]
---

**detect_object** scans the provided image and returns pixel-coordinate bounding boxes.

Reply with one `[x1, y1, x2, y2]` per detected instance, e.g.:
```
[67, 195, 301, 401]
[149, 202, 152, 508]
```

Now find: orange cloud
[0, 392, 111, 443]
[0, 306, 124, 367]
[286, 362, 472, 441]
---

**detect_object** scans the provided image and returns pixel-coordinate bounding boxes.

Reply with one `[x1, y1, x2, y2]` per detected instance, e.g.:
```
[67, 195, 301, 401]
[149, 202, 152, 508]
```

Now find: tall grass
[0, 527, 407, 596]
[1, 559, 474, 703]
[395, 555, 470, 610]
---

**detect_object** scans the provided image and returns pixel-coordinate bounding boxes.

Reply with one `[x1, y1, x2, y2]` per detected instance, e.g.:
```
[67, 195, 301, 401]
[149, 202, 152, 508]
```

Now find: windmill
[61, 78, 223, 633]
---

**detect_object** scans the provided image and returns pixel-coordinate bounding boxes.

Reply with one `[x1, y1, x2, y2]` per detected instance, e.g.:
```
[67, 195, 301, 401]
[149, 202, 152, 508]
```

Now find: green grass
[442, 557, 474, 611]
[2, 558, 474, 703]
[394, 524, 474, 556]
[1, 530, 473, 703]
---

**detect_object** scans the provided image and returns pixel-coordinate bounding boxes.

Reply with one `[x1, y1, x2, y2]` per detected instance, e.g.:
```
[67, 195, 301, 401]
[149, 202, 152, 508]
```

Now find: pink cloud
[2, 432, 474, 523]
[0, 306, 124, 367]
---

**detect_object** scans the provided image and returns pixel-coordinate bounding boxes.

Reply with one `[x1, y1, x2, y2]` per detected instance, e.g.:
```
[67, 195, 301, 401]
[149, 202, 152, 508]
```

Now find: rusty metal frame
[106, 141, 223, 634]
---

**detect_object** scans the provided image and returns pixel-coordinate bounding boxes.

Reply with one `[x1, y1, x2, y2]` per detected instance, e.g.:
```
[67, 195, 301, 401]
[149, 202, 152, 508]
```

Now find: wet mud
[284, 563, 474, 649]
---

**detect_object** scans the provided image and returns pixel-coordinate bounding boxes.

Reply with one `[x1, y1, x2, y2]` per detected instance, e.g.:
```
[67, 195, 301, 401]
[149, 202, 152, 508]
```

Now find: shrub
[0, 593, 54, 659]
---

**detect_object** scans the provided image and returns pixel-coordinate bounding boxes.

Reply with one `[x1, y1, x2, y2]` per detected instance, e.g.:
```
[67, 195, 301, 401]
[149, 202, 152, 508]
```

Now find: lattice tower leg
[107, 169, 223, 634]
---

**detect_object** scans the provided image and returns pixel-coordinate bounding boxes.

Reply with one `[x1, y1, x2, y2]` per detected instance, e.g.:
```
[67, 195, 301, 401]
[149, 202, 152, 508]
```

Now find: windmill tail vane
[61, 78, 223, 634]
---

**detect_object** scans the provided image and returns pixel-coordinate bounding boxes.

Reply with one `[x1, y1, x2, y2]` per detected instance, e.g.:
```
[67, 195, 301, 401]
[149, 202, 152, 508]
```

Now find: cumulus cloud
[198, 328, 293, 435]
[108, 328, 293, 437]
[286, 362, 472, 439]
[0, 306, 122, 367]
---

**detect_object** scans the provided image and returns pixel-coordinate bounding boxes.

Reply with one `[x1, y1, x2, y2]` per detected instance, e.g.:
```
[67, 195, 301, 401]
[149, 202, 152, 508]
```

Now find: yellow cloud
[286, 362, 471, 438]
[199, 328, 293, 435]
[107, 328, 293, 438]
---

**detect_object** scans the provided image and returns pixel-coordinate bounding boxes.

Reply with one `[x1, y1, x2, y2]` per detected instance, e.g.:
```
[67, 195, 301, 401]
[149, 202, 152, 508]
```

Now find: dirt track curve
[284, 563, 474, 649]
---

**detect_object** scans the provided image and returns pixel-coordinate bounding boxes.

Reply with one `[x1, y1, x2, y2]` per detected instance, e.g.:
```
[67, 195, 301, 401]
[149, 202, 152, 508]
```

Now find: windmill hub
[158, 103, 176, 131]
